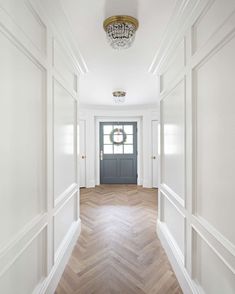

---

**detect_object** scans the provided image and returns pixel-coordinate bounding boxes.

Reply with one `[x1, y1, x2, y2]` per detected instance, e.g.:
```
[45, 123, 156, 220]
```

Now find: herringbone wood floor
[55, 185, 182, 294]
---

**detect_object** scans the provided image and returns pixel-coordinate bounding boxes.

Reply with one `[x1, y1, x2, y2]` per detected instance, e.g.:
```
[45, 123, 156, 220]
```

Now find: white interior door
[79, 120, 86, 187]
[152, 120, 158, 188]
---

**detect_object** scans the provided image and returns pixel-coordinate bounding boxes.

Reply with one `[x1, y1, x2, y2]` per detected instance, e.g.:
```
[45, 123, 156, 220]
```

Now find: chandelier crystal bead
[112, 91, 126, 104]
[103, 16, 139, 50]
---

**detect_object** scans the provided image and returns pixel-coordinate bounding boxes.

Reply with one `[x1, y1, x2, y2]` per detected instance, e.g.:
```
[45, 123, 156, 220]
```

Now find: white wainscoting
[151, 0, 235, 293]
[0, 0, 82, 293]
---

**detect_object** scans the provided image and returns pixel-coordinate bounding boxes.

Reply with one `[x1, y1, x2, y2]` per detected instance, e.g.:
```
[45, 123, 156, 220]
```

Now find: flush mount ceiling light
[103, 15, 139, 49]
[112, 91, 126, 104]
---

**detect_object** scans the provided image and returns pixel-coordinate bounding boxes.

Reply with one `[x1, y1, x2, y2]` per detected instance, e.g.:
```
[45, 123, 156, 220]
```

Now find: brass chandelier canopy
[103, 15, 139, 49]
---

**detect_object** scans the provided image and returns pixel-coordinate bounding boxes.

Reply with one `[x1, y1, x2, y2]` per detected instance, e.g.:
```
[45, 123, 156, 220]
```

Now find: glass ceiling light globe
[112, 91, 126, 104]
[103, 16, 139, 50]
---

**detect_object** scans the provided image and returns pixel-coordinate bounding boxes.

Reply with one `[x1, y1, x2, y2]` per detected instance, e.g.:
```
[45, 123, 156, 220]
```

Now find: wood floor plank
[55, 185, 182, 294]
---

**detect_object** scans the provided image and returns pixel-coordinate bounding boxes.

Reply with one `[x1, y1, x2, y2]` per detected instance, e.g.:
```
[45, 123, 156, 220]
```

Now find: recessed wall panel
[0, 31, 46, 248]
[0, 0, 46, 54]
[161, 80, 185, 200]
[193, 0, 235, 53]
[54, 80, 76, 200]
[0, 229, 46, 294]
[162, 193, 185, 256]
[53, 39, 77, 92]
[194, 36, 235, 244]
[193, 230, 235, 293]
[54, 196, 76, 254]
[161, 40, 185, 92]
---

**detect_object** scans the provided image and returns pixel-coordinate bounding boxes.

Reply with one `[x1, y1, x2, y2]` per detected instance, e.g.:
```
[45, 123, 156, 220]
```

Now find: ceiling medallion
[103, 15, 139, 49]
[112, 91, 126, 104]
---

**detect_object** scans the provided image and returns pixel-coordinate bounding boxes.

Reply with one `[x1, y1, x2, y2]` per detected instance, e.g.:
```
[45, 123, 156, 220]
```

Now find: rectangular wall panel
[0, 30, 46, 248]
[161, 80, 185, 201]
[54, 80, 76, 201]
[194, 35, 235, 245]
[0, 0, 46, 54]
[53, 39, 77, 92]
[193, 230, 235, 294]
[193, 0, 235, 53]
[0, 229, 46, 294]
[161, 40, 185, 92]
[162, 193, 185, 256]
[157, 1, 235, 293]
[54, 196, 76, 254]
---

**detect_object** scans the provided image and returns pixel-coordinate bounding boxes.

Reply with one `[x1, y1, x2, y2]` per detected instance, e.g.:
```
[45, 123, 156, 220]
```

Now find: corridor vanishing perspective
[56, 186, 182, 294]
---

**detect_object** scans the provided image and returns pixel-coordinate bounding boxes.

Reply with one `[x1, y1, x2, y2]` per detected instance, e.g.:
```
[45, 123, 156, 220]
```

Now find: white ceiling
[60, 0, 176, 106]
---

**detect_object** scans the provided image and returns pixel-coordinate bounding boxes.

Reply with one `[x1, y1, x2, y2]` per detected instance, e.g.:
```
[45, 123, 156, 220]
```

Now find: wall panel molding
[154, 0, 235, 293]
[0, 0, 83, 293]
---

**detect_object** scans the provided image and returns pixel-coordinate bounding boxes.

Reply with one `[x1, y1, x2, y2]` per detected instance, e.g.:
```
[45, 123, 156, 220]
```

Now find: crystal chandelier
[112, 91, 126, 103]
[103, 16, 139, 49]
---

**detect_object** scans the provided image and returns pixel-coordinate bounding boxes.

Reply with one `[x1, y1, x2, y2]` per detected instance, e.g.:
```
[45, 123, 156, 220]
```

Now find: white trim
[80, 103, 159, 111]
[157, 220, 200, 294]
[39, 220, 81, 294]
[54, 183, 78, 208]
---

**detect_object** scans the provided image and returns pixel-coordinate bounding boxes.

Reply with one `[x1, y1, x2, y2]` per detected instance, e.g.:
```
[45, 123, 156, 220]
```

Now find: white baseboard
[143, 179, 151, 188]
[157, 220, 199, 294]
[87, 179, 95, 188]
[39, 219, 81, 294]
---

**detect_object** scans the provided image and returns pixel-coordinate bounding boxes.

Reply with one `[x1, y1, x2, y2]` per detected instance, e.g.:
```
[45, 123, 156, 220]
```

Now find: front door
[100, 122, 137, 184]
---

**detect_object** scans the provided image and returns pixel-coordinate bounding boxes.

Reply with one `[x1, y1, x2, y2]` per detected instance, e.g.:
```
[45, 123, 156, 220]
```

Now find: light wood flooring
[55, 185, 182, 294]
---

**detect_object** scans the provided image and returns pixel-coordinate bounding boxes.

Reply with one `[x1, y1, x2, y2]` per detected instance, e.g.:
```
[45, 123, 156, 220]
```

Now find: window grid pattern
[103, 124, 134, 154]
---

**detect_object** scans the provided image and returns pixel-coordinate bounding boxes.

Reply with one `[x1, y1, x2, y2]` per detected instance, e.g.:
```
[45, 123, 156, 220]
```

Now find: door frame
[151, 120, 159, 188]
[79, 119, 86, 188]
[95, 117, 142, 186]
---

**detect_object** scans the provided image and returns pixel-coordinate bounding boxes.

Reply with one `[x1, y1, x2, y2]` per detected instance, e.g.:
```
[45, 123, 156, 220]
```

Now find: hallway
[1, 0, 235, 293]
[56, 186, 182, 294]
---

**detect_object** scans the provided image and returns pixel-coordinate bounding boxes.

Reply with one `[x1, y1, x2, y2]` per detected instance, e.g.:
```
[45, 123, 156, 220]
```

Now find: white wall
[79, 105, 159, 188]
[150, 0, 235, 293]
[0, 1, 83, 293]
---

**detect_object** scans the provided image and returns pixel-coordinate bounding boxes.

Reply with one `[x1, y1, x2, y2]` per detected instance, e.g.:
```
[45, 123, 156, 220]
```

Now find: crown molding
[79, 103, 159, 111]
[29, 0, 88, 75]
[149, 0, 208, 75]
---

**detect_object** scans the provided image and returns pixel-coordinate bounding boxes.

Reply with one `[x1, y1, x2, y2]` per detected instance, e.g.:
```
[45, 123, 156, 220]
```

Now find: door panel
[100, 122, 137, 184]
[103, 159, 118, 177]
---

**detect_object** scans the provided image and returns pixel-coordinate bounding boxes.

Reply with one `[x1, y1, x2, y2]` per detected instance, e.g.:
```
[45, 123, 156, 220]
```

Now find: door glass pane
[104, 145, 113, 154]
[124, 145, 133, 154]
[124, 125, 133, 134]
[125, 135, 133, 144]
[114, 145, 123, 154]
[104, 135, 112, 144]
[103, 125, 113, 134]
[114, 125, 123, 130]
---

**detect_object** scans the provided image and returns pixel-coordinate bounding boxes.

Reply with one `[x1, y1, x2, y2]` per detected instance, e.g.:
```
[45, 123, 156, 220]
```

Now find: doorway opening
[100, 122, 137, 184]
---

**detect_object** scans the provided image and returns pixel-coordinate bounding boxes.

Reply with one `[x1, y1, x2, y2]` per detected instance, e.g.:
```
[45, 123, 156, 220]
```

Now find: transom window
[103, 124, 134, 154]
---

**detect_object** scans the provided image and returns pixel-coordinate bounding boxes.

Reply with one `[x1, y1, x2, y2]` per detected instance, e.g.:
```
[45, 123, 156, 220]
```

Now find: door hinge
[137, 174, 138, 179]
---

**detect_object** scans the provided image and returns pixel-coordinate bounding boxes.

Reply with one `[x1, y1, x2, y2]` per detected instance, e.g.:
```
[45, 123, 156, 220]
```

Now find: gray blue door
[100, 122, 137, 184]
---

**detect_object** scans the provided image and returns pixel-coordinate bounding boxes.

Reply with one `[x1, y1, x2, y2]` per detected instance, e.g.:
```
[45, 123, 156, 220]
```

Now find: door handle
[152, 156, 156, 159]
[100, 150, 103, 161]
[81, 155, 86, 159]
